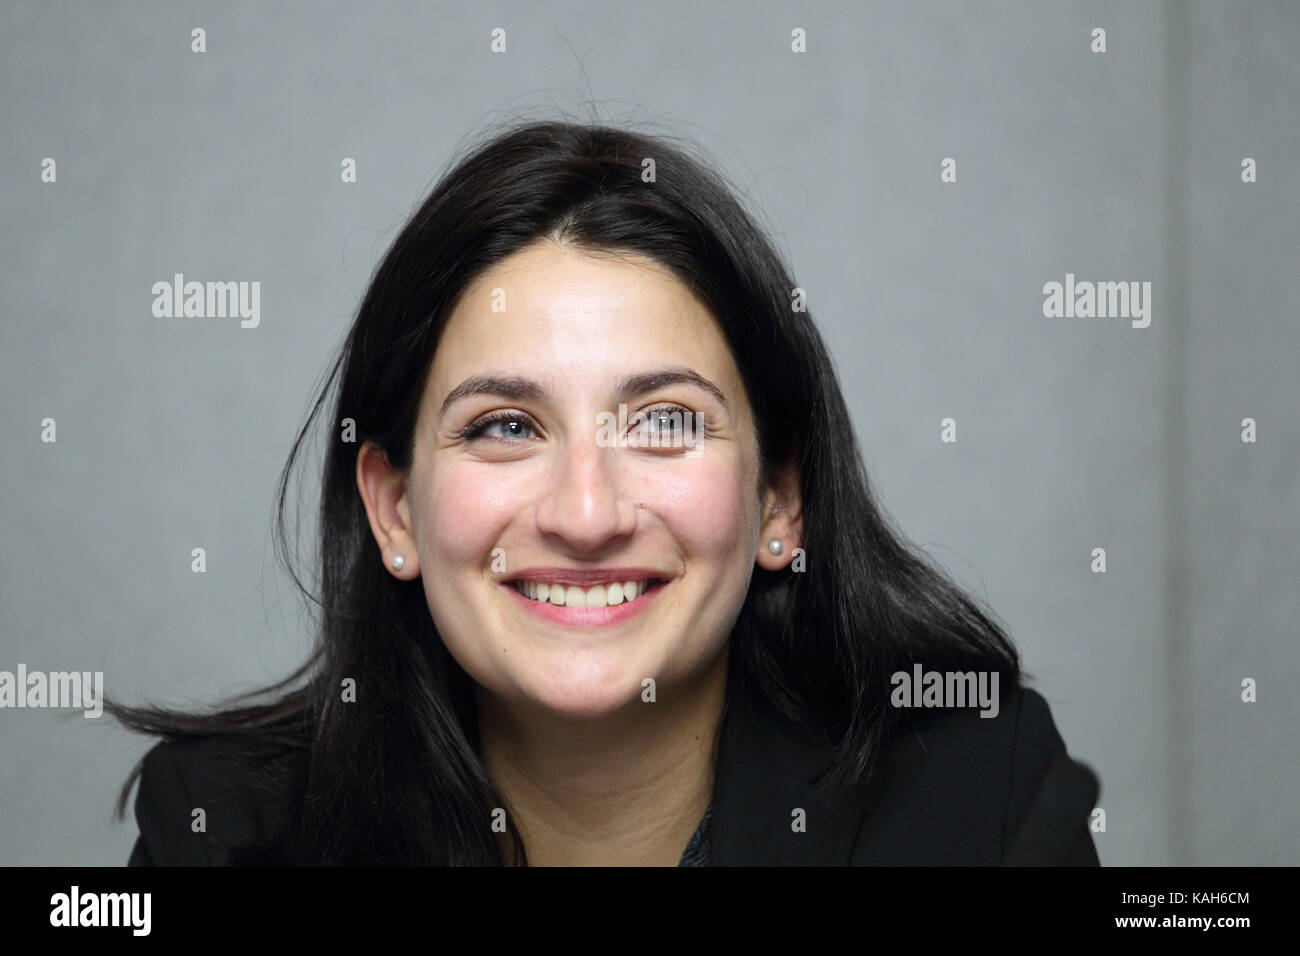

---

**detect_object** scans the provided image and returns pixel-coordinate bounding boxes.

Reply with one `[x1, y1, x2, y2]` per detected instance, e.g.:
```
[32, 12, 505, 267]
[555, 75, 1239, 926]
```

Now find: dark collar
[708, 689, 865, 865]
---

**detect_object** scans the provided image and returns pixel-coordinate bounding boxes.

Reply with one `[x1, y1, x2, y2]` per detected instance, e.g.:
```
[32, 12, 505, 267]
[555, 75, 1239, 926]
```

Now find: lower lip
[503, 580, 667, 628]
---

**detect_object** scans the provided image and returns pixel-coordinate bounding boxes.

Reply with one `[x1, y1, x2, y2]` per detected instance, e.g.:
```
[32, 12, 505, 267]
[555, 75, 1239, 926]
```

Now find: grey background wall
[1, 0, 1295, 866]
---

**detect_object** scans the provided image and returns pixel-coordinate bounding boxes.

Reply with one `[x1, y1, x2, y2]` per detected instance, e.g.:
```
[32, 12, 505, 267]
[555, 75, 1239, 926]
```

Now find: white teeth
[512, 578, 654, 606]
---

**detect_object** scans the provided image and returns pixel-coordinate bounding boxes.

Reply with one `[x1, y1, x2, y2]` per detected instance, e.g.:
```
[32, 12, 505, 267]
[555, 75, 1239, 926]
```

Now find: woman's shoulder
[712, 681, 1100, 865]
[855, 685, 1101, 864]
[128, 736, 305, 865]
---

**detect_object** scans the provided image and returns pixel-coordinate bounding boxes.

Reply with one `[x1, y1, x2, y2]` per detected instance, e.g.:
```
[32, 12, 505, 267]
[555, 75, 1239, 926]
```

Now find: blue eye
[632, 405, 705, 444]
[460, 413, 538, 442]
[646, 407, 682, 432]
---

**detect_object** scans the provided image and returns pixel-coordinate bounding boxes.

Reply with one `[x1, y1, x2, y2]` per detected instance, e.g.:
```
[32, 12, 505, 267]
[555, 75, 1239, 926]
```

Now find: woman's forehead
[427, 243, 741, 408]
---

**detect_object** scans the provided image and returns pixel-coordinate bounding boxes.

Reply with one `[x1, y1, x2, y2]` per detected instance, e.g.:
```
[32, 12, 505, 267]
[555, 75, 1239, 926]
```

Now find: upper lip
[505, 568, 670, 587]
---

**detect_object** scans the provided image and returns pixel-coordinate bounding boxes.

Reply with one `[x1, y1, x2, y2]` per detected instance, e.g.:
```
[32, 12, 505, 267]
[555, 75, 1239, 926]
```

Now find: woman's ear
[756, 460, 804, 571]
[356, 440, 420, 579]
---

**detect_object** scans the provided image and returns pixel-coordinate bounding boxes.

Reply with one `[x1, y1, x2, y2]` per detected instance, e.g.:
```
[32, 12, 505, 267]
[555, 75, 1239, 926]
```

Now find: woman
[111, 118, 1100, 866]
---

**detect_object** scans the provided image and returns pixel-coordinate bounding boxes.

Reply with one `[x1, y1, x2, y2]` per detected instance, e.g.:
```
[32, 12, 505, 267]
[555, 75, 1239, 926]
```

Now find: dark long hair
[109, 118, 1021, 864]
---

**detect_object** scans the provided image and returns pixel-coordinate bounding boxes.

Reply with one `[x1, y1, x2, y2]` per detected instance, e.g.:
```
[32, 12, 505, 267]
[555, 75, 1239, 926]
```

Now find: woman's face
[359, 240, 797, 720]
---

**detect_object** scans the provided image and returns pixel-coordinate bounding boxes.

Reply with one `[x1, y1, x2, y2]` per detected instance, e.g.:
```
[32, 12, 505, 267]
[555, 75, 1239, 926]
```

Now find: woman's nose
[532, 428, 637, 552]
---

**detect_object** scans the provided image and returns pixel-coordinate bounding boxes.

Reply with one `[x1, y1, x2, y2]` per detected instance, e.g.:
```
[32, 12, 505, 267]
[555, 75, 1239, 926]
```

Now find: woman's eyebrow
[439, 367, 730, 417]
[440, 375, 543, 417]
[618, 368, 730, 412]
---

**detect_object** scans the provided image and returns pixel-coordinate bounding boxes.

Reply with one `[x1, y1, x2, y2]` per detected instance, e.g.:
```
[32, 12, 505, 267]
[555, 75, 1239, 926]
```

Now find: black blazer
[127, 686, 1100, 865]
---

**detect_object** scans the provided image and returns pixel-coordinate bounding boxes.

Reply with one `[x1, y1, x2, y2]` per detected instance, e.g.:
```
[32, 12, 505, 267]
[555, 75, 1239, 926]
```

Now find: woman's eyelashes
[628, 405, 708, 446]
[459, 411, 539, 443]
[458, 404, 707, 447]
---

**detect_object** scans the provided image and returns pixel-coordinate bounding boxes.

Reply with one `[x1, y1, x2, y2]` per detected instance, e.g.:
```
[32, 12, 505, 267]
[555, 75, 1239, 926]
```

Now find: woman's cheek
[423, 463, 519, 565]
[420, 465, 515, 664]
[646, 451, 752, 558]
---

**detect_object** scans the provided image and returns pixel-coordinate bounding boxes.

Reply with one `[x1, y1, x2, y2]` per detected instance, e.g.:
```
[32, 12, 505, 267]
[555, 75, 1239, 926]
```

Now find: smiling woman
[107, 118, 1101, 866]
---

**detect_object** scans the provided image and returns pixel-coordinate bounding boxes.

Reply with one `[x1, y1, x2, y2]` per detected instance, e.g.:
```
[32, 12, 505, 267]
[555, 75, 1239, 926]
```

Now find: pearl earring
[767, 538, 783, 556]
[391, 554, 405, 571]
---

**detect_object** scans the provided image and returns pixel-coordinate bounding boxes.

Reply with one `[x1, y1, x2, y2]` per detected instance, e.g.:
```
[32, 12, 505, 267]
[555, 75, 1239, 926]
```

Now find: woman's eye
[630, 405, 704, 445]
[461, 413, 538, 443]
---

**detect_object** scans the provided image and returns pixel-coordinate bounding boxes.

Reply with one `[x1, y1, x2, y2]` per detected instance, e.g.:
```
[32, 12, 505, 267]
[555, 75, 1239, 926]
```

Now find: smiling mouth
[507, 578, 664, 608]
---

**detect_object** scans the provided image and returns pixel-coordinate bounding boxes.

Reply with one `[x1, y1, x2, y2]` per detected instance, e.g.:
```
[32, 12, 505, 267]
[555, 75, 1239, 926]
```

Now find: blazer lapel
[708, 688, 865, 865]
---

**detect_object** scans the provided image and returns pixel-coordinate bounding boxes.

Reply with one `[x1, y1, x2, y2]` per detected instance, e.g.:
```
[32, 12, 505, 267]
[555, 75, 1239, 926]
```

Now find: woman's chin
[518, 673, 653, 722]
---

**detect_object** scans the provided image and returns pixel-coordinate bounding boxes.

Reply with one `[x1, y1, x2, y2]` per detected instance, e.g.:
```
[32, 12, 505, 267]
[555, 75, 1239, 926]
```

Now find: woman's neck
[478, 649, 729, 866]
